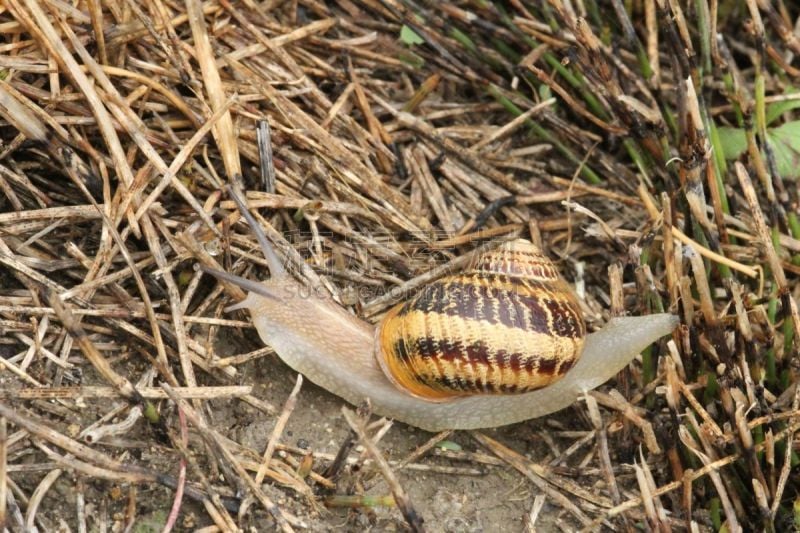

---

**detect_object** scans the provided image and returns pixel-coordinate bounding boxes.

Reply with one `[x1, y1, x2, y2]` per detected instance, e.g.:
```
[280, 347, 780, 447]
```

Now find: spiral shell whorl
[470, 239, 561, 281]
[377, 240, 586, 401]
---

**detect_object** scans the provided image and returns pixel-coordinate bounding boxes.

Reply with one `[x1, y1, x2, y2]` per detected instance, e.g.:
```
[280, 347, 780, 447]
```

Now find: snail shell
[201, 187, 678, 431]
[377, 240, 586, 400]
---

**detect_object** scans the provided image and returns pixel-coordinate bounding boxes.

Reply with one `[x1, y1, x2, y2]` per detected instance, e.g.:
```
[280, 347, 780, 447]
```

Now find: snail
[201, 189, 678, 432]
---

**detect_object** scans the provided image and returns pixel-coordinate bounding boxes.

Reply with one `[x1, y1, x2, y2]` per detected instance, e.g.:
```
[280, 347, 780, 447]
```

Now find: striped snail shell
[377, 240, 586, 400]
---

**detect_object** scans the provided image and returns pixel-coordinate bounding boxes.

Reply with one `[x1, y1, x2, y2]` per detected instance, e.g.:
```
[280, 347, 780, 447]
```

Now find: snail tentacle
[226, 183, 287, 278]
[198, 265, 280, 308]
[198, 186, 286, 311]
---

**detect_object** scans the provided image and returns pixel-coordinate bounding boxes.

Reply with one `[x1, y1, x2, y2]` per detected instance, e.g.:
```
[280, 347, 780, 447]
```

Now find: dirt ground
[6, 330, 588, 533]
[218, 330, 567, 532]
[3, 320, 615, 531]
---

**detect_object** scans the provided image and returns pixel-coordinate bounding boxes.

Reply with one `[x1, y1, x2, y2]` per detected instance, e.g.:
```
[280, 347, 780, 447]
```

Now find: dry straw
[0, 0, 798, 531]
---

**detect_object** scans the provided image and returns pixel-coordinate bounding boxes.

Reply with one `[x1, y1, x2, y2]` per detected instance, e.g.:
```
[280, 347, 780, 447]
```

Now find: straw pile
[0, 1, 798, 531]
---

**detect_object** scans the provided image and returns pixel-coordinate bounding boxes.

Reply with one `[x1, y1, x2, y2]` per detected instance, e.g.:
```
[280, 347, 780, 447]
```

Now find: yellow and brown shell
[376, 239, 586, 401]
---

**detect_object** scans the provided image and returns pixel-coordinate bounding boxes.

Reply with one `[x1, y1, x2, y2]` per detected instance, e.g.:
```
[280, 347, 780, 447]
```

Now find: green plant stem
[487, 84, 602, 183]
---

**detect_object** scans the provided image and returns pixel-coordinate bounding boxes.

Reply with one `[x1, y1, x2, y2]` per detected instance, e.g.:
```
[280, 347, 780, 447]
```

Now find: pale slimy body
[234, 278, 677, 432]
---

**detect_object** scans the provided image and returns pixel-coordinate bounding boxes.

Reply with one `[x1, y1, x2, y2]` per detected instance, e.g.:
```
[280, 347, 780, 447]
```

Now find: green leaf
[397, 50, 425, 68]
[437, 440, 462, 452]
[703, 371, 720, 405]
[765, 86, 800, 125]
[714, 121, 800, 179]
[794, 497, 800, 531]
[399, 25, 424, 46]
[715, 126, 747, 161]
[709, 497, 722, 530]
[766, 121, 800, 179]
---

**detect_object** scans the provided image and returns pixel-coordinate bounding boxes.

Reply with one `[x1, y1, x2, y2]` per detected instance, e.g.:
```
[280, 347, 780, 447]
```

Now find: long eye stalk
[199, 265, 280, 303]
[226, 183, 287, 278]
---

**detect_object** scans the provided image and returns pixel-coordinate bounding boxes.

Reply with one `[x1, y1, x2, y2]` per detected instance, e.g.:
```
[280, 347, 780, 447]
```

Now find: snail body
[204, 190, 678, 432]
